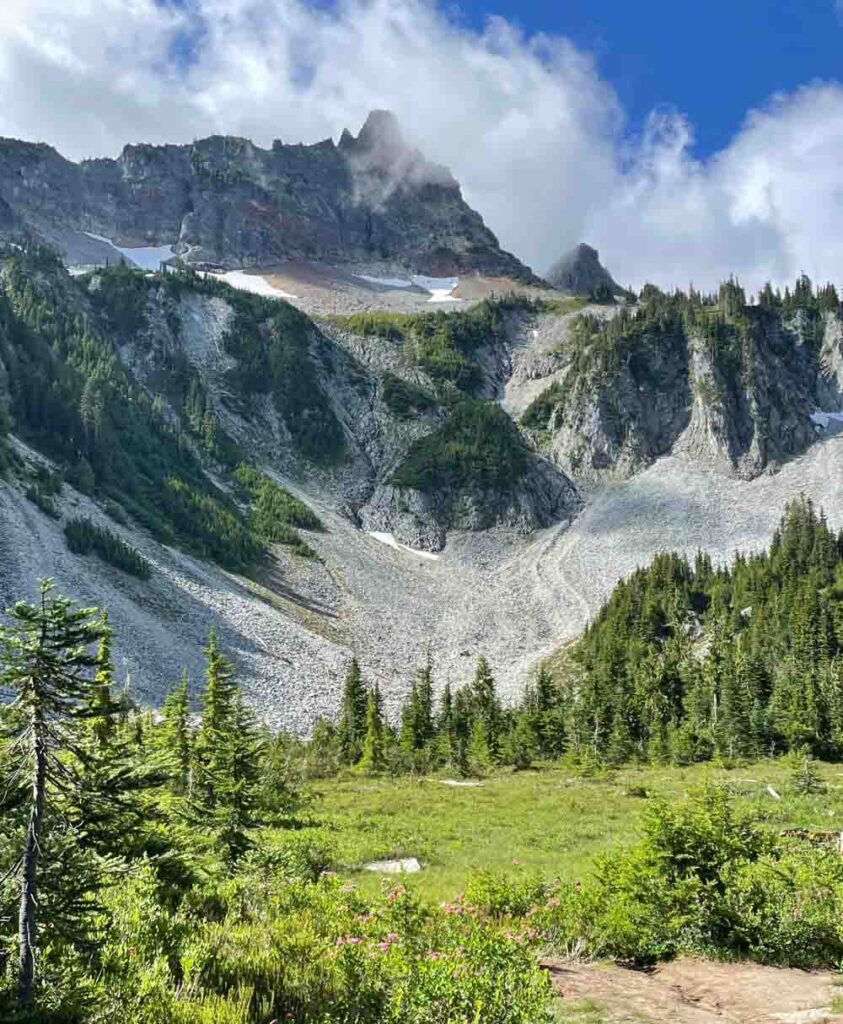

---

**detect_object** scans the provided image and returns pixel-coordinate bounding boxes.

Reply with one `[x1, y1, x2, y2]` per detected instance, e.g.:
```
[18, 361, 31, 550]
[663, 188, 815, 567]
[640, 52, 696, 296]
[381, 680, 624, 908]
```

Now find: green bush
[531, 785, 843, 967]
[64, 517, 151, 579]
[380, 373, 435, 420]
[392, 400, 529, 492]
[79, 869, 552, 1024]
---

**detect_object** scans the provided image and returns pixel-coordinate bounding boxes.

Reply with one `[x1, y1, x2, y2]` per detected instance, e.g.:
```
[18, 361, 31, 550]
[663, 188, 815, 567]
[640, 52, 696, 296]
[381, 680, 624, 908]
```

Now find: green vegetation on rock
[337, 296, 539, 395]
[65, 516, 151, 578]
[391, 399, 528, 492]
[379, 372, 435, 419]
[234, 463, 322, 558]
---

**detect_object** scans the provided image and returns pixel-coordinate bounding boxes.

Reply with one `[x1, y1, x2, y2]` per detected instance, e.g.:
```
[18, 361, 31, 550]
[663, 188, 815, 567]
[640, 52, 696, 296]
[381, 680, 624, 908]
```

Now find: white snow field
[367, 531, 440, 561]
[353, 273, 461, 303]
[204, 270, 298, 300]
[83, 232, 176, 271]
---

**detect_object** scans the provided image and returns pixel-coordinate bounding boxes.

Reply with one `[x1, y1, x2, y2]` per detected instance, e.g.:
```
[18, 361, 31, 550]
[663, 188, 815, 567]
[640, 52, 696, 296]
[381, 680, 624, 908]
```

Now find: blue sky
[457, 0, 842, 156]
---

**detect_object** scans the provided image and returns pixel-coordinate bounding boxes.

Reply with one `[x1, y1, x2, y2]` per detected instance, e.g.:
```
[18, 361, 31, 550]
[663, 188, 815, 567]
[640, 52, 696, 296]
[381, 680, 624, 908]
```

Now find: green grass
[550, 997, 610, 1024]
[307, 760, 843, 903]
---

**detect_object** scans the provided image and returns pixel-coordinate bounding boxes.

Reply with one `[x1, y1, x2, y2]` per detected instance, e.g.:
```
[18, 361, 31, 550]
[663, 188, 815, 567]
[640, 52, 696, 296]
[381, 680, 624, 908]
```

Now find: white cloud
[0, 0, 840, 291]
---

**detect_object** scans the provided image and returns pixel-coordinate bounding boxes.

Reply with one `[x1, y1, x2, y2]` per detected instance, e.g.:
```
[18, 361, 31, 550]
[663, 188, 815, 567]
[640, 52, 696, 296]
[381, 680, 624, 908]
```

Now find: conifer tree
[0, 581, 109, 1005]
[400, 661, 435, 769]
[358, 686, 386, 774]
[505, 712, 538, 770]
[213, 697, 264, 864]
[337, 657, 367, 765]
[159, 671, 192, 793]
[194, 627, 237, 808]
[469, 657, 501, 762]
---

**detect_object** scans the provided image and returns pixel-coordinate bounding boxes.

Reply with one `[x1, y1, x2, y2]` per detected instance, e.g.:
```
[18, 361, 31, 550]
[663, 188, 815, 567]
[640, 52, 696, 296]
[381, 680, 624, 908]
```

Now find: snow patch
[83, 231, 176, 271]
[367, 531, 440, 561]
[412, 275, 460, 303]
[811, 410, 843, 431]
[205, 270, 297, 300]
[352, 273, 461, 303]
[355, 273, 413, 289]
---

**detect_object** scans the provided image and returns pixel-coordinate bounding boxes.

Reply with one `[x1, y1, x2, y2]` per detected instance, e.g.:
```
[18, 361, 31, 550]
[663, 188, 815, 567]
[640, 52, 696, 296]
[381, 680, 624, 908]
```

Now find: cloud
[587, 86, 843, 291]
[0, 0, 840, 291]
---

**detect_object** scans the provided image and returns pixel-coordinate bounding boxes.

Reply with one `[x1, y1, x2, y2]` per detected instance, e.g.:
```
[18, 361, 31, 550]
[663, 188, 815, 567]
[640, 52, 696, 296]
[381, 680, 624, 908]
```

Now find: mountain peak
[545, 243, 623, 296]
[356, 109, 405, 152]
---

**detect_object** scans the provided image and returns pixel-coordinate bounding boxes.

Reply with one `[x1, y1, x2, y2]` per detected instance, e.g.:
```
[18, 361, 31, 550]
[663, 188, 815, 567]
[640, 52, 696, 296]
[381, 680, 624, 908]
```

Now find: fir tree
[194, 627, 238, 808]
[337, 658, 367, 765]
[0, 581, 110, 1005]
[358, 686, 386, 775]
[159, 672, 192, 793]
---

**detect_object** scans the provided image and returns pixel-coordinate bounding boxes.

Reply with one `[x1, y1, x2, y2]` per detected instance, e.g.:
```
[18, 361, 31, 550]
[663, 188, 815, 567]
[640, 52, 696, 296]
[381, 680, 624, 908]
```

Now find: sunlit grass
[300, 759, 843, 903]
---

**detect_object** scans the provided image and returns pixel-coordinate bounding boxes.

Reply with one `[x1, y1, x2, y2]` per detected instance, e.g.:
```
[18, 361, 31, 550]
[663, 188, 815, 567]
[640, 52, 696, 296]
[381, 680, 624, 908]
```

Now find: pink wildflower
[546, 897, 561, 908]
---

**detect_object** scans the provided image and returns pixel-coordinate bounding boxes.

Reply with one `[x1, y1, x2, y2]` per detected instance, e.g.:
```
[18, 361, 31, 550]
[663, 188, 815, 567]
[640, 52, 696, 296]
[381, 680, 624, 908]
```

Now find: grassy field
[305, 759, 843, 903]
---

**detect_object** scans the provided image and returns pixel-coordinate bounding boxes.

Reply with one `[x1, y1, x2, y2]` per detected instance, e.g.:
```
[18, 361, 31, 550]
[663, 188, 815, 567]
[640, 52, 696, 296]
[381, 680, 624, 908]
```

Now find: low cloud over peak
[0, 0, 842, 292]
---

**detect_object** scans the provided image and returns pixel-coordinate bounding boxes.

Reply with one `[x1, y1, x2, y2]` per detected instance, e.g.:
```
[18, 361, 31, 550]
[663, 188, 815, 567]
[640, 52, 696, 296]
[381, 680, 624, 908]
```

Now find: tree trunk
[18, 701, 45, 1005]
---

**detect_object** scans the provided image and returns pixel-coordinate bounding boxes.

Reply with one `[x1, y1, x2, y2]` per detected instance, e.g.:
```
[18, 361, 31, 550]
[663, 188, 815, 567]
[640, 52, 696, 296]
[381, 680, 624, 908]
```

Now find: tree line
[299, 497, 843, 777]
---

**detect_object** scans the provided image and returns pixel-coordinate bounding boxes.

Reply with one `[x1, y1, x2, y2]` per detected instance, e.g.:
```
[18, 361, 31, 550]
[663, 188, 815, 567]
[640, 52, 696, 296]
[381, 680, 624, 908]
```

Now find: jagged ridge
[0, 112, 532, 279]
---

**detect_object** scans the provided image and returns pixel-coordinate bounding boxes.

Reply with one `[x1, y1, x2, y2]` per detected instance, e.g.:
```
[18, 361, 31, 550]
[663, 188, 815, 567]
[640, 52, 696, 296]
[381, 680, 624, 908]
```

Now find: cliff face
[0, 112, 532, 278]
[522, 287, 842, 488]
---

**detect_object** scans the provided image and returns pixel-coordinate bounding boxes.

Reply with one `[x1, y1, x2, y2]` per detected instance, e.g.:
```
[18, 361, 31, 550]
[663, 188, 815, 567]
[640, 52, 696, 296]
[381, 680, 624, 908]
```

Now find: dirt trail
[545, 958, 843, 1024]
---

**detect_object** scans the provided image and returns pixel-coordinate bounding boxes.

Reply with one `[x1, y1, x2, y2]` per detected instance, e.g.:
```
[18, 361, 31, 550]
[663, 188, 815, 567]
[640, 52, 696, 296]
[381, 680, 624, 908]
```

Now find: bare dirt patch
[545, 957, 843, 1024]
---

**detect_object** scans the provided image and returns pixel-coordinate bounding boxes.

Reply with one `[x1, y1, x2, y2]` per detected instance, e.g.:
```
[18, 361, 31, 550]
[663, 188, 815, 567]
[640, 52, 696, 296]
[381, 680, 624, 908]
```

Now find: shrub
[380, 373, 435, 420]
[86, 869, 552, 1024]
[64, 517, 151, 579]
[391, 400, 529, 492]
[531, 785, 843, 968]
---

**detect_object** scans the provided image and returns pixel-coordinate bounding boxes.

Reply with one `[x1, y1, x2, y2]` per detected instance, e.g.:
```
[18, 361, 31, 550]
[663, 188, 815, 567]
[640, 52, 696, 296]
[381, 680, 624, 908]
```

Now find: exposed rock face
[358, 456, 579, 552]
[0, 112, 532, 278]
[523, 297, 838, 488]
[545, 243, 623, 296]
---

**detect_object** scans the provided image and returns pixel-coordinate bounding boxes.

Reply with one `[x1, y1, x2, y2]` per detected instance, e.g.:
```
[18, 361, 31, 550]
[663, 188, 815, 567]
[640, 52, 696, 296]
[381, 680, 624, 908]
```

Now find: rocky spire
[545, 243, 624, 296]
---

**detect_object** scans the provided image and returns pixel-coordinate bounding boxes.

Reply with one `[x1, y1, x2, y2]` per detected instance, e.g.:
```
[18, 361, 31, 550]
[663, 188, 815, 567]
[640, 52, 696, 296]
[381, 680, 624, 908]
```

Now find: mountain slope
[522, 280, 841, 489]
[2, 242, 843, 730]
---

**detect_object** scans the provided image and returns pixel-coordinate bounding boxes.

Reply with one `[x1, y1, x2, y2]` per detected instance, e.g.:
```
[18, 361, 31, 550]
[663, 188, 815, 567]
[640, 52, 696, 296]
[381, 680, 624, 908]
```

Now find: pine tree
[505, 712, 538, 770]
[212, 697, 264, 864]
[358, 686, 386, 774]
[469, 657, 501, 762]
[194, 627, 238, 808]
[159, 671, 192, 793]
[0, 581, 110, 1005]
[337, 657, 367, 765]
[400, 661, 435, 770]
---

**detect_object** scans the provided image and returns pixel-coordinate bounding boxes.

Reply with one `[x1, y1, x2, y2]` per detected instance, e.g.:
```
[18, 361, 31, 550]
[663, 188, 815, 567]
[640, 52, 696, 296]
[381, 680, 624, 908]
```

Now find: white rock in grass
[364, 857, 421, 874]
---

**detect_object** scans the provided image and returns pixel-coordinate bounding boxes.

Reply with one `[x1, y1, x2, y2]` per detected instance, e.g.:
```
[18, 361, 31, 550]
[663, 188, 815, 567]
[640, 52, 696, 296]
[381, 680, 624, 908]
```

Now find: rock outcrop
[545, 243, 624, 296]
[522, 289, 839, 488]
[0, 112, 533, 279]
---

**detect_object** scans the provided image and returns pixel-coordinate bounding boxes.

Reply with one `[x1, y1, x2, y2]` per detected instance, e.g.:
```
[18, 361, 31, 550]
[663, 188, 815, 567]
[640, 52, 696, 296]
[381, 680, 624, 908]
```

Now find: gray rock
[545, 243, 623, 296]
[0, 113, 533, 280]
